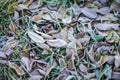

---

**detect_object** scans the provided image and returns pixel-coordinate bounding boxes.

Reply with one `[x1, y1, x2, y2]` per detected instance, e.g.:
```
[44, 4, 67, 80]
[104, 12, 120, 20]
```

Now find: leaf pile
[0, 0, 120, 80]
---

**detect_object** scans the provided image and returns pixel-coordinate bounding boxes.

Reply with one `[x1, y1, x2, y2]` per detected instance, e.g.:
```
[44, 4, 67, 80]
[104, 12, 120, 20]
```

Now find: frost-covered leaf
[94, 23, 119, 31]
[8, 62, 25, 75]
[28, 30, 45, 43]
[47, 39, 67, 47]
[81, 7, 97, 18]
[21, 57, 34, 71]
[28, 75, 42, 80]
[62, 16, 72, 24]
[115, 55, 120, 68]
[0, 51, 6, 59]
[97, 7, 110, 14]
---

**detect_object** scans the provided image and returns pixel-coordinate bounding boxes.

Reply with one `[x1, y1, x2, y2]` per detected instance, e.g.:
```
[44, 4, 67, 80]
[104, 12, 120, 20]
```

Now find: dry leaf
[96, 14, 118, 21]
[47, 39, 67, 47]
[68, 27, 75, 41]
[60, 27, 68, 39]
[8, 62, 25, 75]
[94, 23, 119, 31]
[2, 45, 13, 56]
[110, 2, 120, 11]
[35, 30, 53, 39]
[79, 64, 87, 73]
[62, 16, 72, 24]
[98, 55, 108, 65]
[32, 11, 43, 21]
[114, 55, 120, 68]
[9, 23, 16, 32]
[68, 55, 75, 70]
[28, 30, 45, 44]
[0, 51, 7, 59]
[18, 4, 28, 10]
[36, 43, 50, 50]
[28, 75, 42, 80]
[21, 57, 34, 71]
[66, 40, 76, 58]
[42, 14, 53, 21]
[81, 7, 97, 18]
[97, 7, 110, 14]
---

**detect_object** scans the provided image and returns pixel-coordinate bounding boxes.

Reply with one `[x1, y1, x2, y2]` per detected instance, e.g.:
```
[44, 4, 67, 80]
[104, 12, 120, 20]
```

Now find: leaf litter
[0, 0, 120, 80]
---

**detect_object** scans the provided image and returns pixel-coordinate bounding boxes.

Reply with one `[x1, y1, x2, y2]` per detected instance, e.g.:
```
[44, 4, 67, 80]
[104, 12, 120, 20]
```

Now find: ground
[0, 0, 120, 80]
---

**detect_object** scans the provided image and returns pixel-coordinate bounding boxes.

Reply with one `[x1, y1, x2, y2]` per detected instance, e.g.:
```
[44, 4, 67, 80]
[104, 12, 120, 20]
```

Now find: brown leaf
[9, 23, 16, 32]
[8, 62, 25, 75]
[32, 11, 43, 22]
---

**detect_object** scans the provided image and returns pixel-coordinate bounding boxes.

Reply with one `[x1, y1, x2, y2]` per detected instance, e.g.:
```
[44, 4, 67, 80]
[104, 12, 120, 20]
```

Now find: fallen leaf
[9, 23, 16, 32]
[0, 51, 6, 59]
[68, 27, 75, 41]
[66, 40, 76, 58]
[98, 55, 108, 65]
[94, 23, 119, 31]
[35, 30, 53, 39]
[28, 75, 42, 80]
[81, 7, 97, 18]
[114, 55, 120, 68]
[110, 2, 120, 11]
[21, 57, 34, 71]
[66, 75, 75, 80]
[97, 7, 110, 14]
[36, 43, 50, 50]
[62, 16, 72, 24]
[60, 27, 68, 39]
[8, 62, 25, 75]
[42, 13, 53, 21]
[18, 4, 28, 10]
[28, 30, 45, 44]
[59, 58, 66, 68]
[32, 11, 43, 22]
[96, 13, 118, 21]
[47, 39, 67, 47]
[112, 72, 120, 79]
[79, 64, 87, 73]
